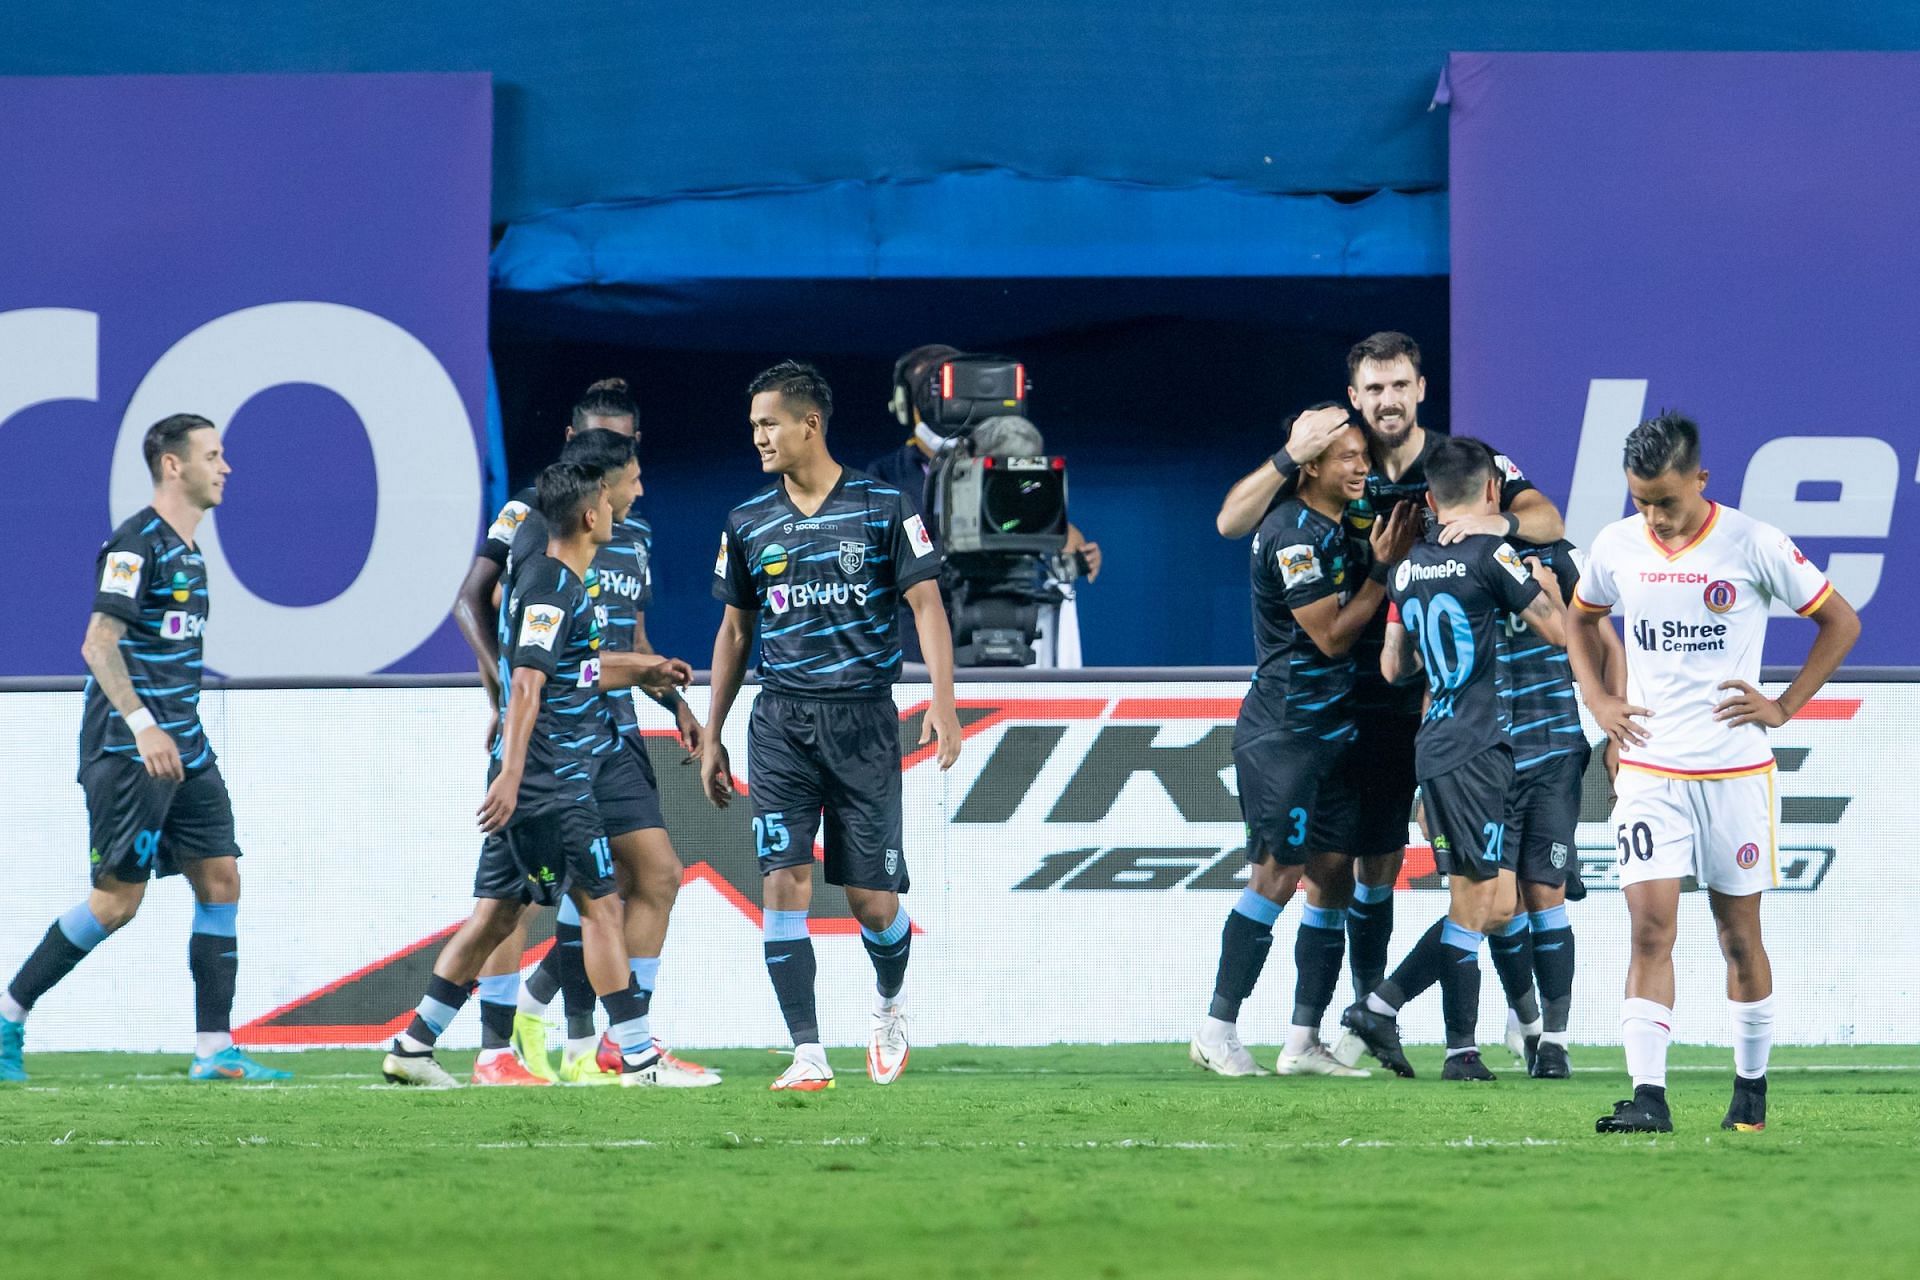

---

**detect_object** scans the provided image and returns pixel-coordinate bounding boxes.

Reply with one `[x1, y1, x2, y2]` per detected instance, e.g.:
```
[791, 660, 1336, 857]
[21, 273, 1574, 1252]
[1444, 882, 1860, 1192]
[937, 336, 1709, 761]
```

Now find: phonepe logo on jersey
[1397, 559, 1468, 587]
[1633, 618, 1728, 653]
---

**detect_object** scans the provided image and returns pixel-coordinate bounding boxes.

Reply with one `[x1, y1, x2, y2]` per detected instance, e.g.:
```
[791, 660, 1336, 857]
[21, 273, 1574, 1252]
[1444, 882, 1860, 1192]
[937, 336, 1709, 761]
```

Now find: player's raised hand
[135, 725, 184, 782]
[1369, 500, 1416, 565]
[699, 743, 735, 808]
[1527, 556, 1564, 608]
[1588, 692, 1653, 749]
[1284, 405, 1350, 464]
[1438, 512, 1512, 545]
[921, 702, 963, 770]
[477, 770, 518, 833]
[1714, 680, 1789, 728]
[634, 656, 694, 697]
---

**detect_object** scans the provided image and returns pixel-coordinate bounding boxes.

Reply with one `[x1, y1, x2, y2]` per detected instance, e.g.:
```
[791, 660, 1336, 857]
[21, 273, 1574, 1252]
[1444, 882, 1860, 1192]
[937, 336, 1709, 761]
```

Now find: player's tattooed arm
[699, 606, 756, 808]
[478, 667, 544, 832]
[1567, 608, 1651, 749]
[453, 556, 506, 711]
[1216, 406, 1348, 538]
[1717, 588, 1862, 727]
[632, 611, 702, 758]
[907, 579, 963, 770]
[1518, 560, 1568, 646]
[1380, 618, 1421, 684]
[82, 611, 183, 782]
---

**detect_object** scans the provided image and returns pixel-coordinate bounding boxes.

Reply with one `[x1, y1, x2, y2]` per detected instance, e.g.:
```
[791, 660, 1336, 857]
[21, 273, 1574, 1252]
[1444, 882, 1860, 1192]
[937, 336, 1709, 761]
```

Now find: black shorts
[748, 692, 906, 892]
[80, 756, 242, 886]
[1345, 709, 1419, 858]
[595, 733, 666, 837]
[474, 804, 616, 906]
[1511, 746, 1590, 887]
[1233, 729, 1356, 864]
[1419, 747, 1517, 881]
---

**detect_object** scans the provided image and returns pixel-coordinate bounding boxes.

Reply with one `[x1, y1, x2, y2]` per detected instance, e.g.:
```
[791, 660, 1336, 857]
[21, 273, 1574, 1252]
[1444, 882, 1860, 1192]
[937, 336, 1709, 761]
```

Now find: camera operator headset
[867, 345, 1102, 667]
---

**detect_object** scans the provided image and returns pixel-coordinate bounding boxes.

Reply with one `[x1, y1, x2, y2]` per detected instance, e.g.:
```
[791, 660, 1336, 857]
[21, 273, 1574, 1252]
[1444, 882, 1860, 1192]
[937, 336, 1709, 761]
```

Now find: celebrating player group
[0, 336, 1861, 1133]
[1199, 332, 1859, 1132]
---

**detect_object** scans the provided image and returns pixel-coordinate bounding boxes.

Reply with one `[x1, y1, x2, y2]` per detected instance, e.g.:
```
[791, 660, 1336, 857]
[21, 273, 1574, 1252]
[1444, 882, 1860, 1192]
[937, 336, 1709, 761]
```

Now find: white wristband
[125, 708, 157, 734]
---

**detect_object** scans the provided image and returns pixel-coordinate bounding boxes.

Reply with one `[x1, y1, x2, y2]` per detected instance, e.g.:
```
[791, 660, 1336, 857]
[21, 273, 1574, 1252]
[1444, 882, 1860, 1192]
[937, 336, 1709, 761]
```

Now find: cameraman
[867, 344, 1102, 667]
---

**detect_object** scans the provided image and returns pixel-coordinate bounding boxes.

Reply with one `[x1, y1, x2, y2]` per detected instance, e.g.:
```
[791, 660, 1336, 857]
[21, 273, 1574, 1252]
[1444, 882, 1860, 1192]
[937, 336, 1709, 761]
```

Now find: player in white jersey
[1566, 412, 1859, 1134]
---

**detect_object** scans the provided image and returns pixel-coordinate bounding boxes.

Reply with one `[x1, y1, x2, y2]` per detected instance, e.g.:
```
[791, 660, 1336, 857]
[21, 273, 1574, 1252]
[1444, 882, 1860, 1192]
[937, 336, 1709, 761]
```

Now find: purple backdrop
[1448, 52, 1920, 667]
[0, 74, 491, 675]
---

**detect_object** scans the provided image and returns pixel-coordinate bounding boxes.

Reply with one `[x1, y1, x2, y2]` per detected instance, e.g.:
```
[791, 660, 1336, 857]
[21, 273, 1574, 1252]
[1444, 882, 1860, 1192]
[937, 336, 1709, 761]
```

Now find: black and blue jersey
[78, 507, 213, 776]
[494, 551, 618, 816]
[506, 493, 653, 735]
[714, 468, 940, 700]
[1386, 530, 1542, 778]
[1239, 497, 1365, 743]
[1499, 538, 1584, 773]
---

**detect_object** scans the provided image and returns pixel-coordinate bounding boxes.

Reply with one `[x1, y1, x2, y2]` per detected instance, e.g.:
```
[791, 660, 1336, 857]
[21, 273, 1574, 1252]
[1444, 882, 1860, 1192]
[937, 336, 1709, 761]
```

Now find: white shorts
[1610, 766, 1778, 895]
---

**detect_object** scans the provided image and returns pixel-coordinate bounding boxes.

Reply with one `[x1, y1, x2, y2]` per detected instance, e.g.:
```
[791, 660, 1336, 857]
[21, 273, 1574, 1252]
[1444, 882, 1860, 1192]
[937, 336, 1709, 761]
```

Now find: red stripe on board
[1797, 698, 1861, 722]
[1109, 697, 1241, 720]
[898, 698, 1107, 771]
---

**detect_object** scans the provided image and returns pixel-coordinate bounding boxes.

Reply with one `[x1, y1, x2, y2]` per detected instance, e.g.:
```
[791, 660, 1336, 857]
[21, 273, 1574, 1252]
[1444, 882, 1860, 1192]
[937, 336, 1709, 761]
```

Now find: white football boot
[1189, 1026, 1269, 1077]
[381, 1045, 463, 1088]
[770, 1042, 835, 1092]
[1276, 1040, 1372, 1078]
[868, 1001, 911, 1085]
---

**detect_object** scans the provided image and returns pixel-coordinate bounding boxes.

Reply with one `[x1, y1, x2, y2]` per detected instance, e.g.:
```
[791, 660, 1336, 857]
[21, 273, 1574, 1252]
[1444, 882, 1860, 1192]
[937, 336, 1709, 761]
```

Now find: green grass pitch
[4, 1043, 1917, 1279]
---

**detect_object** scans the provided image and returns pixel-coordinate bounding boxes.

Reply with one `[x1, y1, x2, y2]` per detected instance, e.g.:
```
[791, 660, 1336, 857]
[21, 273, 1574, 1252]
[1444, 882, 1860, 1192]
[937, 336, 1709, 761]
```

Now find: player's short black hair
[1281, 400, 1359, 438]
[143, 414, 215, 481]
[559, 427, 635, 478]
[571, 377, 638, 432]
[747, 360, 833, 428]
[535, 461, 605, 532]
[1425, 435, 1498, 507]
[1623, 410, 1702, 479]
[1346, 332, 1422, 385]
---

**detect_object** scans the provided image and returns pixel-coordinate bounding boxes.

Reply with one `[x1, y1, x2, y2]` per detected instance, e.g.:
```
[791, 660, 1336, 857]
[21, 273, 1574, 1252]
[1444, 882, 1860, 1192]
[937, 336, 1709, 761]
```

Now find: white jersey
[1572, 501, 1832, 780]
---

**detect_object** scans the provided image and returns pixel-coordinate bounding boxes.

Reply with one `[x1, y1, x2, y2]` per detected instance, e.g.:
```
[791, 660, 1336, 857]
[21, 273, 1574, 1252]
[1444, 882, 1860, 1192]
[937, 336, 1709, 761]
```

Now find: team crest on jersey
[1735, 842, 1761, 869]
[1277, 544, 1321, 589]
[101, 551, 143, 599]
[1704, 580, 1738, 614]
[838, 540, 867, 576]
[519, 605, 564, 652]
[759, 543, 790, 576]
[488, 501, 530, 544]
[1493, 541, 1530, 584]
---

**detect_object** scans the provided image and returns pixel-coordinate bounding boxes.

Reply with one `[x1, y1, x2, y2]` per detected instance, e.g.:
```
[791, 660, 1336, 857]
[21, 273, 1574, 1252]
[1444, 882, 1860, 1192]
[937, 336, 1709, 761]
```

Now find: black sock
[1345, 883, 1394, 999]
[1377, 916, 1448, 1010]
[524, 946, 563, 1006]
[8, 921, 93, 1013]
[1529, 906, 1576, 1034]
[478, 1001, 514, 1049]
[404, 975, 469, 1048]
[1291, 905, 1347, 1029]
[1437, 922, 1485, 1051]
[188, 904, 239, 1036]
[764, 910, 820, 1045]
[1208, 890, 1280, 1022]
[860, 912, 912, 1001]
[1488, 918, 1540, 1025]
[552, 921, 597, 1040]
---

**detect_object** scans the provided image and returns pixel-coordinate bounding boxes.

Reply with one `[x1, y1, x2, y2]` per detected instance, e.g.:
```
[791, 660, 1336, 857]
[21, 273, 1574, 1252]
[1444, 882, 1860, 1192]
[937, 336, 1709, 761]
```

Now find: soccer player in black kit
[1214, 333, 1566, 1067]
[1339, 438, 1569, 1080]
[383, 463, 692, 1088]
[1192, 422, 1414, 1078]
[1, 415, 287, 1083]
[702, 361, 962, 1091]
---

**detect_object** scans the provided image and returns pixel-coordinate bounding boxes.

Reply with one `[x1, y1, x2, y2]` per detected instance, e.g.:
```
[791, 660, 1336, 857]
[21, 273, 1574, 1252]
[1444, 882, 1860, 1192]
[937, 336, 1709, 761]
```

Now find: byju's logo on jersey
[768, 584, 791, 616]
[160, 610, 205, 640]
[838, 540, 867, 576]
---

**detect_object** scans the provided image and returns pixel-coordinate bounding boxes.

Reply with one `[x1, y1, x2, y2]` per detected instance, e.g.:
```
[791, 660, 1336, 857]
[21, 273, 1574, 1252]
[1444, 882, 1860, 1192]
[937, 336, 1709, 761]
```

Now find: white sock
[477, 1046, 511, 1065]
[1366, 992, 1397, 1017]
[1541, 1029, 1570, 1047]
[1200, 1015, 1236, 1044]
[0, 993, 27, 1024]
[195, 1032, 232, 1059]
[1621, 997, 1673, 1089]
[564, 1034, 598, 1059]
[794, 1041, 828, 1067]
[395, 1031, 432, 1054]
[1282, 1024, 1317, 1056]
[516, 987, 551, 1017]
[877, 990, 904, 1015]
[1730, 995, 1775, 1080]
[1445, 1045, 1474, 1059]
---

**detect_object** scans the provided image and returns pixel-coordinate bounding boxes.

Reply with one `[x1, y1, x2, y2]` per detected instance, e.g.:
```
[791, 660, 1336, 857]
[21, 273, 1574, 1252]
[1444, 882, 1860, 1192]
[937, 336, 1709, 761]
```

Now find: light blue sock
[58, 902, 112, 952]
[1232, 888, 1284, 927]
